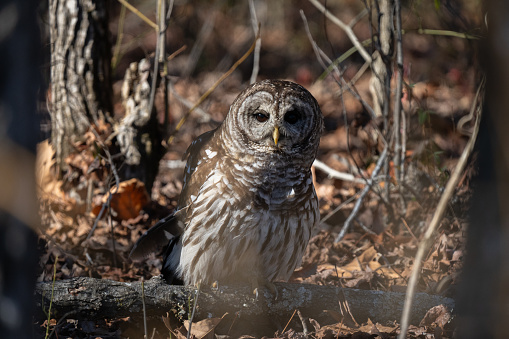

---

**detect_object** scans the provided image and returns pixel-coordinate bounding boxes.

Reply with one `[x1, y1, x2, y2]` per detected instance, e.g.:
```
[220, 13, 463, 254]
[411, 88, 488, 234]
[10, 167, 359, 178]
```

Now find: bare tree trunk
[49, 0, 113, 169]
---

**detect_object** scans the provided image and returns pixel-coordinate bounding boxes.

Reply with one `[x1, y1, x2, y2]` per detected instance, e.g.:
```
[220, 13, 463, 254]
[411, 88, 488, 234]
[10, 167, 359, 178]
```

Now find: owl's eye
[254, 112, 269, 123]
[284, 110, 300, 124]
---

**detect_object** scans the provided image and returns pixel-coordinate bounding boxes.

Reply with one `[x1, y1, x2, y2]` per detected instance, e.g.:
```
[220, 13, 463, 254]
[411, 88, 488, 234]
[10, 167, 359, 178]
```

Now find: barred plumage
[130, 80, 323, 286]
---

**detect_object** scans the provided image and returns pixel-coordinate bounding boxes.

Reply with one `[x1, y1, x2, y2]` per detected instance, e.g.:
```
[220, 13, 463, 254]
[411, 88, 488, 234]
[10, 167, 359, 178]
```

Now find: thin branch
[320, 191, 360, 228]
[398, 78, 484, 339]
[393, 0, 404, 183]
[147, 0, 167, 124]
[403, 28, 481, 39]
[117, 0, 158, 30]
[297, 309, 309, 336]
[348, 8, 368, 28]
[184, 12, 216, 76]
[308, 0, 372, 63]
[248, 0, 261, 84]
[187, 284, 201, 339]
[45, 255, 58, 339]
[300, 10, 378, 120]
[335, 147, 388, 242]
[86, 131, 120, 241]
[112, 5, 127, 71]
[313, 160, 366, 184]
[168, 83, 214, 123]
[282, 309, 297, 333]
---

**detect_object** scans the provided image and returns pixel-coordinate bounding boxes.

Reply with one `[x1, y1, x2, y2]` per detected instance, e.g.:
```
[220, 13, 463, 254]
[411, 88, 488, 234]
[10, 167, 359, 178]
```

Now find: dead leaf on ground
[92, 178, 150, 220]
[318, 246, 400, 279]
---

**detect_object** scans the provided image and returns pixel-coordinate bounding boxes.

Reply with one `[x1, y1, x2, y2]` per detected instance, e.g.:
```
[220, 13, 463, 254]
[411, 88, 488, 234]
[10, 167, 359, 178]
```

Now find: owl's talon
[265, 282, 279, 300]
[211, 281, 219, 290]
[252, 280, 278, 300]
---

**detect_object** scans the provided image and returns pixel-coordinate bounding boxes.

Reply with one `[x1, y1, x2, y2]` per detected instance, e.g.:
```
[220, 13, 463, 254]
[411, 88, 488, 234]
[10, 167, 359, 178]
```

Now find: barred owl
[130, 80, 323, 286]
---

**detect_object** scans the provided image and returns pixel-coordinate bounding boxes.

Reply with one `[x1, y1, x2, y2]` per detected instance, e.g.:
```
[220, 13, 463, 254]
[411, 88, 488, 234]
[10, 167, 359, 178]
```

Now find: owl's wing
[182, 129, 216, 172]
[129, 208, 187, 260]
[179, 128, 217, 205]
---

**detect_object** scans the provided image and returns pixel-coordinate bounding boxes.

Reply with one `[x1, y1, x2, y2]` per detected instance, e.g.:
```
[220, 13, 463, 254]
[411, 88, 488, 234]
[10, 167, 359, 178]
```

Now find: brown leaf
[92, 178, 149, 220]
[183, 315, 226, 339]
[419, 304, 452, 329]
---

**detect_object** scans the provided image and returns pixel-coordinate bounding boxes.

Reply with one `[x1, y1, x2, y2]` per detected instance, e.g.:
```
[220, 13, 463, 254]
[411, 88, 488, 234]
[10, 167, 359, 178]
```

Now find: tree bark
[49, 0, 113, 169]
[34, 276, 455, 328]
[369, 0, 393, 120]
[116, 57, 166, 193]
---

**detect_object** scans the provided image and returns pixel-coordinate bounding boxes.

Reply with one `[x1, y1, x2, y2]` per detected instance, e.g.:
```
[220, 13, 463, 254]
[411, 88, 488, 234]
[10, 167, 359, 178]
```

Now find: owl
[130, 80, 323, 287]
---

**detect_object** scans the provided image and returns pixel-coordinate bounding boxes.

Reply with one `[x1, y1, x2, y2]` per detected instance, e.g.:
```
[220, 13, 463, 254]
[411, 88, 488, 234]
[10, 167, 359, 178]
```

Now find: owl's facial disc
[229, 82, 322, 156]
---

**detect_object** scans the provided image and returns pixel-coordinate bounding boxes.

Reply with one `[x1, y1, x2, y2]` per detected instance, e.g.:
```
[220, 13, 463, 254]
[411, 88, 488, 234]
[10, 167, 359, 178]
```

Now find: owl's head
[222, 80, 323, 162]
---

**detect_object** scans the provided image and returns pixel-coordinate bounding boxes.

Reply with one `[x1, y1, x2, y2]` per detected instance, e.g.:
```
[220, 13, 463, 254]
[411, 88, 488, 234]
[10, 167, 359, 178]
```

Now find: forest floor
[35, 0, 482, 338]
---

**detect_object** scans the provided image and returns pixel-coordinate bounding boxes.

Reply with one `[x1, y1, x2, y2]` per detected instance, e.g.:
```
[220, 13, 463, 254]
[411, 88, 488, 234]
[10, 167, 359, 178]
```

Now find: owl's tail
[129, 209, 185, 260]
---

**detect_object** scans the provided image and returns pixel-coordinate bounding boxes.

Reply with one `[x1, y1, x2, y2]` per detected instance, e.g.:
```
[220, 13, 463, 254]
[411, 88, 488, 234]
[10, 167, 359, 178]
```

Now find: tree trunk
[49, 0, 113, 169]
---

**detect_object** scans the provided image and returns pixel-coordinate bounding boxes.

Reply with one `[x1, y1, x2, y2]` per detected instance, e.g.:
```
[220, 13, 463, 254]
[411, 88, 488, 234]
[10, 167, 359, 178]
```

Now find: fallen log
[34, 276, 454, 328]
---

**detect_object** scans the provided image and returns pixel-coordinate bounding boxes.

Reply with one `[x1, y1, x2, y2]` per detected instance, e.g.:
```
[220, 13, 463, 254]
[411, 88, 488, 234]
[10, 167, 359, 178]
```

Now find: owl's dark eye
[284, 110, 300, 124]
[254, 112, 269, 123]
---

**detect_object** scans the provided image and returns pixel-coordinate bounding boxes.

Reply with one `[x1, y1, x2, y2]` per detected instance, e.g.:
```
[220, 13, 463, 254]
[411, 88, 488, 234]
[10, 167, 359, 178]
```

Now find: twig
[168, 83, 214, 123]
[355, 218, 377, 235]
[45, 255, 58, 339]
[184, 12, 216, 76]
[112, 4, 126, 71]
[48, 309, 80, 339]
[86, 131, 120, 241]
[313, 159, 366, 184]
[187, 284, 201, 339]
[248, 0, 261, 84]
[393, 0, 404, 183]
[397, 79, 484, 339]
[349, 8, 368, 28]
[282, 309, 298, 333]
[308, 0, 372, 63]
[160, 0, 174, 130]
[320, 192, 360, 227]
[335, 147, 388, 242]
[400, 218, 418, 242]
[349, 58, 371, 86]
[147, 0, 166, 125]
[142, 278, 148, 339]
[167, 27, 261, 145]
[297, 309, 309, 336]
[300, 10, 378, 120]
[317, 38, 372, 80]
[403, 28, 480, 39]
[116, 0, 158, 30]
[108, 209, 117, 267]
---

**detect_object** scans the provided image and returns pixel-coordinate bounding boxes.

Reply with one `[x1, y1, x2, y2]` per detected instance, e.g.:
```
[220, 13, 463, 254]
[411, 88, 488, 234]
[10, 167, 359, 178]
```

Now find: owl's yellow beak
[273, 126, 280, 146]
